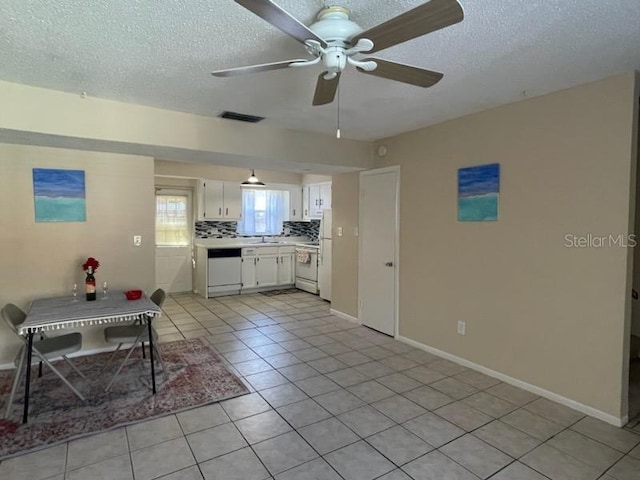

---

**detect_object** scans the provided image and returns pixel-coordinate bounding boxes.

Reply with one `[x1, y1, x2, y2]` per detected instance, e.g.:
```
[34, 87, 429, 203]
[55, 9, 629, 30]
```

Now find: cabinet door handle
[254, 258, 256, 265]
[218, 207, 222, 215]
[304, 209, 307, 216]
[293, 209, 296, 216]
[226, 208, 228, 216]
[276, 257, 279, 264]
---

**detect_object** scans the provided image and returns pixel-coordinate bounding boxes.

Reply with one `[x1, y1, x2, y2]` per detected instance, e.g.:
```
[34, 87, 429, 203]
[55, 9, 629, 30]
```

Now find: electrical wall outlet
[457, 320, 466, 336]
[133, 235, 142, 247]
[337, 227, 343, 237]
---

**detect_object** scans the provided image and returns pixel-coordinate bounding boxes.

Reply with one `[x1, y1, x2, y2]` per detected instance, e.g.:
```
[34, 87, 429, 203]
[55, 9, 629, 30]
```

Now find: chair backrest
[2, 303, 26, 334]
[150, 288, 166, 308]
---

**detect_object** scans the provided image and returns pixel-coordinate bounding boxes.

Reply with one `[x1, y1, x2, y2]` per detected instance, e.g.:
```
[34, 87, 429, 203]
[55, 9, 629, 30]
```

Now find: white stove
[294, 244, 320, 294]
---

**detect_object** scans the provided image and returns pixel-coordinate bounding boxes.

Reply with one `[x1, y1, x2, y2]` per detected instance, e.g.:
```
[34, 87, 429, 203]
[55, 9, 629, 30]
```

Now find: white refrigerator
[318, 209, 332, 301]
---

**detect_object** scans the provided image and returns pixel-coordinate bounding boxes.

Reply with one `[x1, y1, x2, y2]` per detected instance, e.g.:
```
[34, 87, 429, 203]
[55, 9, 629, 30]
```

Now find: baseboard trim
[330, 309, 359, 324]
[397, 335, 626, 427]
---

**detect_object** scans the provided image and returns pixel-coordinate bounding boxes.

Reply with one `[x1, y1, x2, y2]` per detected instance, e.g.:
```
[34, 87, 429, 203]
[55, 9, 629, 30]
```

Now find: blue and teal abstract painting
[33, 168, 86, 222]
[458, 163, 500, 221]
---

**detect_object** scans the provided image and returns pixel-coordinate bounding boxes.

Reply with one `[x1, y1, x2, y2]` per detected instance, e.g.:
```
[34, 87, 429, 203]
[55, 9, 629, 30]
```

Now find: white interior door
[155, 188, 193, 293]
[359, 167, 399, 336]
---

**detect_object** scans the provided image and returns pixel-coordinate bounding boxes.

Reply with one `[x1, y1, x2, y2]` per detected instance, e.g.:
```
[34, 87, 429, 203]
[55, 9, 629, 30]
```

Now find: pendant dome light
[241, 169, 265, 187]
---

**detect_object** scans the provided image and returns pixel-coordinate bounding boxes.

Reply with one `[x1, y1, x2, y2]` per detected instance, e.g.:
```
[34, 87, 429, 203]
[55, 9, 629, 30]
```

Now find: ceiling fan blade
[211, 59, 307, 77]
[312, 72, 341, 106]
[351, 0, 463, 54]
[236, 0, 327, 47]
[357, 58, 443, 88]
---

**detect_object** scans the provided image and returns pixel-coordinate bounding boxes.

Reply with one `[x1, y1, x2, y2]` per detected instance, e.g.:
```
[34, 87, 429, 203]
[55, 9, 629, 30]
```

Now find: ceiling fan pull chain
[336, 81, 341, 139]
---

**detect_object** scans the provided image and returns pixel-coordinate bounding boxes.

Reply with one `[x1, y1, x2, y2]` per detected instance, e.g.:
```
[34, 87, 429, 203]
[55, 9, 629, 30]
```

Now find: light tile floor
[2, 290, 640, 480]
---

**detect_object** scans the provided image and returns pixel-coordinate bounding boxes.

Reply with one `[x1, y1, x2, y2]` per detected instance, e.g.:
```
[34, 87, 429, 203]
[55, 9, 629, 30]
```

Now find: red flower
[82, 257, 100, 272]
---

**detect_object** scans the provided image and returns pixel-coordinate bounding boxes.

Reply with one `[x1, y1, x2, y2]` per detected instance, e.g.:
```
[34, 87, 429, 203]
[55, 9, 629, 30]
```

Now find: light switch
[133, 235, 142, 246]
[337, 227, 343, 237]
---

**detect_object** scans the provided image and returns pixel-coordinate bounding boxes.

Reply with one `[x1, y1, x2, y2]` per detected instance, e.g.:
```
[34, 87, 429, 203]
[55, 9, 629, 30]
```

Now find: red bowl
[124, 289, 143, 300]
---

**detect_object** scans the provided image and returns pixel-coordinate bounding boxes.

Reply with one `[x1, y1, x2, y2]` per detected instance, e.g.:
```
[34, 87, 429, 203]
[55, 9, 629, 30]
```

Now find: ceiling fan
[211, 0, 464, 106]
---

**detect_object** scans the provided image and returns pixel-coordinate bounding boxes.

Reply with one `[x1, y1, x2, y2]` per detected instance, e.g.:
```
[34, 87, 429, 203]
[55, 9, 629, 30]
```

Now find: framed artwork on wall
[33, 168, 86, 222]
[458, 163, 500, 221]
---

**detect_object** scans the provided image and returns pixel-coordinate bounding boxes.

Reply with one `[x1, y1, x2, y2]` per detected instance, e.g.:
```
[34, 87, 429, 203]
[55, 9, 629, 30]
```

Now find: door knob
[385, 262, 393, 267]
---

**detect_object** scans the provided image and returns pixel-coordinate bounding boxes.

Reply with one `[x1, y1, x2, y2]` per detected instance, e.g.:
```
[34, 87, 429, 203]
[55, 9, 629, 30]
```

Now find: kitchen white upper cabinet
[289, 186, 303, 221]
[200, 179, 223, 220]
[320, 182, 331, 210]
[256, 254, 279, 287]
[223, 182, 242, 219]
[303, 185, 310, 220]
[198, 180, 242, 220]
[303, 182, 331, 219]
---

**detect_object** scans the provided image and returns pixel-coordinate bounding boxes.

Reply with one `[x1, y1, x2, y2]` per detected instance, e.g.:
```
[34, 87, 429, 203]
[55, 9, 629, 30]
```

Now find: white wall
[0, 144, 155, 364]
[0, 80, 373, 174]
[373, 73, 638, 421]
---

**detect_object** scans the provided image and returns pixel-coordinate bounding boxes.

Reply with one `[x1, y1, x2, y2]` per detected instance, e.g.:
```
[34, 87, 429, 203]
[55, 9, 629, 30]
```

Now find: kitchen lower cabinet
[241, 246, 295, 291]
[241, 255, 257, 289]
[256, 254, 279, 287]
[278, 253, 294, 285]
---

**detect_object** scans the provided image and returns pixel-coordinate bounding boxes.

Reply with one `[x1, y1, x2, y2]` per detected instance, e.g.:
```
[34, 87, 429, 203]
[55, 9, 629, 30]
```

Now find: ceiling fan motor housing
[309, 6, 366, 75]
[309, 6, 363, 44]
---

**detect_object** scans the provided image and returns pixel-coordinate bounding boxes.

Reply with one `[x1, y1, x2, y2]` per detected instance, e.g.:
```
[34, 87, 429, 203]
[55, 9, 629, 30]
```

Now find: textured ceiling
[1, 0, 639, 142]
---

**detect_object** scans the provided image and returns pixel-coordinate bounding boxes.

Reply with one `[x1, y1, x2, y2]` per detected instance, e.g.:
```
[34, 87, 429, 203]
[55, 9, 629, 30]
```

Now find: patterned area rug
[259, 288, 303, 296]
[0, 339, 249, 460]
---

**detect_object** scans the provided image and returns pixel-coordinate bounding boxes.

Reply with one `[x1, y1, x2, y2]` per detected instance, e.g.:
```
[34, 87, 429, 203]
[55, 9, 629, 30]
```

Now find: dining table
[19, 291, 162, 423]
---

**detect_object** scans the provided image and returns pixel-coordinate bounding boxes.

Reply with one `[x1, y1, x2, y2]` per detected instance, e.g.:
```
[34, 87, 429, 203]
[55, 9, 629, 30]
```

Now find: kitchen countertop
[194, 236, 317, 249]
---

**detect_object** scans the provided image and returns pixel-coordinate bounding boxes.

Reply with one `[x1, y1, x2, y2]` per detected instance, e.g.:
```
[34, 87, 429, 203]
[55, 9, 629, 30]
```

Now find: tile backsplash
[195, 220, 320, 242]
[284, 220, 320, 242]
[194, 221, 238, 238]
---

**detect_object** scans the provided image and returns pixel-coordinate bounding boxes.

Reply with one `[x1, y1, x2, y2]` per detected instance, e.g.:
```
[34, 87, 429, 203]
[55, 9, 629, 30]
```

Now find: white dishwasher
[208, 248, 242, 296]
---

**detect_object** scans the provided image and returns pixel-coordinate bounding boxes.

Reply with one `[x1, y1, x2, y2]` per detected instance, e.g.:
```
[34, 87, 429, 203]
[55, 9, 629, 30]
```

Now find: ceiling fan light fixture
[309, 6, 362, 42]
[241, 169, 265, 187]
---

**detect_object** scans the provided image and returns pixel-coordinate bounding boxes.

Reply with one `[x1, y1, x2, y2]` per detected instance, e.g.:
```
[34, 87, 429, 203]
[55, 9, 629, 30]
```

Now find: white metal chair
[2, 303, 86, 419]
[104, 288, 167, 391]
